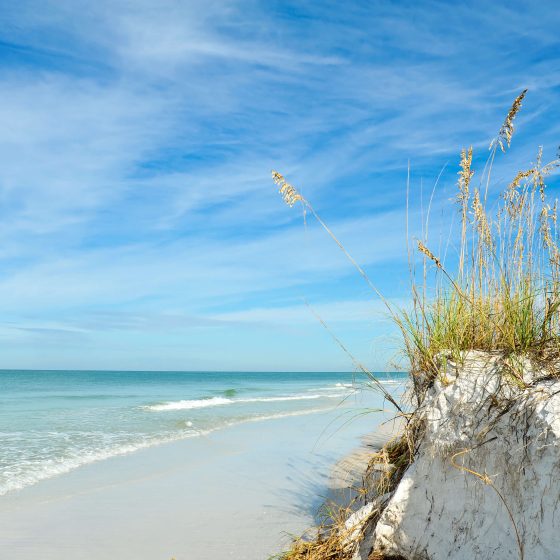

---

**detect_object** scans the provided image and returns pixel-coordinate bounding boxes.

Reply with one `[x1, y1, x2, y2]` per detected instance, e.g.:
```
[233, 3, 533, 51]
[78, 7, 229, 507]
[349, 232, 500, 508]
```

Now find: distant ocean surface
[0, 370, 407, 496]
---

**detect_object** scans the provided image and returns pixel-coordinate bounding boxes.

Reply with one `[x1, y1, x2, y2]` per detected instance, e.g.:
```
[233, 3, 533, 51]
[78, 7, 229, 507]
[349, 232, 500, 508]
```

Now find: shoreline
[0, 403, 396, 560]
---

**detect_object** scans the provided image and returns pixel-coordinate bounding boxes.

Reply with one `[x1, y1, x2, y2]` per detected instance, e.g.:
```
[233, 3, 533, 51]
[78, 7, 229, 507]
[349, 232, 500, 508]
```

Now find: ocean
[0, 369, 407, 497]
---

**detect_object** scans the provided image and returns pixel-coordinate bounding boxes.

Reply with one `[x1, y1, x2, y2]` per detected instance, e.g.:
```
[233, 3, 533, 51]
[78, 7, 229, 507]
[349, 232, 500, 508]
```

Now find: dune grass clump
[271, 90, 560, 558]
[274, 90, 560, 397]
[401, 91, 560, 396]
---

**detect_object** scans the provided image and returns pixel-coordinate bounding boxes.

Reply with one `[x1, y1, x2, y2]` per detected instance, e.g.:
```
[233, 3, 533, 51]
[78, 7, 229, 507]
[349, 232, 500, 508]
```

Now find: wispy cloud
[0, 0, 559, 369]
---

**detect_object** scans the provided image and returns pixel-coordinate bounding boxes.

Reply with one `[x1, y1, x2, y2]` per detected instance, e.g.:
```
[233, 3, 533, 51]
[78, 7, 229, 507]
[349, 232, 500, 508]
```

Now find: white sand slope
[372, 352, 560, 560]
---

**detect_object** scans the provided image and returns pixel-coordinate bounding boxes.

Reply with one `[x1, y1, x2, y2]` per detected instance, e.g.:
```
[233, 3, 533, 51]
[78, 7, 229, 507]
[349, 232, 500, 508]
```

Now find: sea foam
[145, 392, 347, 412]
[147, 396, 233, 411]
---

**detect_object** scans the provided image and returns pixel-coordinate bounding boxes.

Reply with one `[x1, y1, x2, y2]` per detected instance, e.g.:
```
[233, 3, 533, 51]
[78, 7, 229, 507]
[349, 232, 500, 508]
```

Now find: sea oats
[457, 147, 474, 274]
[508, 169, 534, 192]
[472, 190, 492, 247]
[491, 89, 528, 152]
[272, 90, 560, 560]
[271, 170, 303, 207]
[540, 205, 553, 249]
[417, 241, 442, 269]
[457, 147, 474, 203]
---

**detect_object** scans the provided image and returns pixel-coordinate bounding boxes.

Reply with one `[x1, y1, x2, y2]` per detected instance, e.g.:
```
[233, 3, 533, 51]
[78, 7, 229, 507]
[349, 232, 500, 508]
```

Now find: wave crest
[145, 392, 349, 412]
[147, 397, 232, 411]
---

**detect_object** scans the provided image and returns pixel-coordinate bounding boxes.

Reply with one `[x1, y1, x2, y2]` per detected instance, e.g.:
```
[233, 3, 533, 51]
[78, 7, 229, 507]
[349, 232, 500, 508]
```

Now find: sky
[0, 0, 559, 371]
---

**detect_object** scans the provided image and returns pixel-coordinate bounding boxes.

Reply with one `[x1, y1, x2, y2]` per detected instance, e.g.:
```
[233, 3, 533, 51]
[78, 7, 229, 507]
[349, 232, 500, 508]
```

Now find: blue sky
[0, 0, 559, 371]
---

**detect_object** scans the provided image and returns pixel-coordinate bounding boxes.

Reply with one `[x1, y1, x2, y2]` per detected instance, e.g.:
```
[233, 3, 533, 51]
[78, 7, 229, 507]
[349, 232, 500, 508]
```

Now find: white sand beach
[0, 407, 395, 560]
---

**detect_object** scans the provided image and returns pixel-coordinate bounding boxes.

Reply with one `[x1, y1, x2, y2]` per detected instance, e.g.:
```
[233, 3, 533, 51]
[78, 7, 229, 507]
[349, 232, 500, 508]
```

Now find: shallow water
[0, 369, 406, 496]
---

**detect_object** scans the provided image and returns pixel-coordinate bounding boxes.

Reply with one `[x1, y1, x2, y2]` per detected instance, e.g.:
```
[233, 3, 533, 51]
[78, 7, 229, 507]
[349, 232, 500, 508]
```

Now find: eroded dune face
[370, 352, 560, 560]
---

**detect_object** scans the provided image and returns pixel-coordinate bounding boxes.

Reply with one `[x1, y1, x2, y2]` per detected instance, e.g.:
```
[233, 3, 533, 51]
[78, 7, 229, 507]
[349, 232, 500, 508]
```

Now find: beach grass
[274, 89, 560, 399]
[400, 91, 560, 398]
[271, 89, 560, 558]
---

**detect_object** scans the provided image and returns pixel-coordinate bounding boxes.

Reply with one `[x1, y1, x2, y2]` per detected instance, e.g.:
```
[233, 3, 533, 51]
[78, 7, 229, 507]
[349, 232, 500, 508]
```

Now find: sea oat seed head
[271, 170, 303, 207]
[540, 205, 553, 249]
[457, 147, 474, 202]
[493, 89, 528, 152]
[473, 190, 492, 246]
[417, 240, 442, 269]
[508, 169, 534, 192]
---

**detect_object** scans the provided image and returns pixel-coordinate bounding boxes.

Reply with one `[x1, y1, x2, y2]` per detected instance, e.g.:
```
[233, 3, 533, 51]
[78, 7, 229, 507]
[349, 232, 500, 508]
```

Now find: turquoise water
[0, 370, 407, 496]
